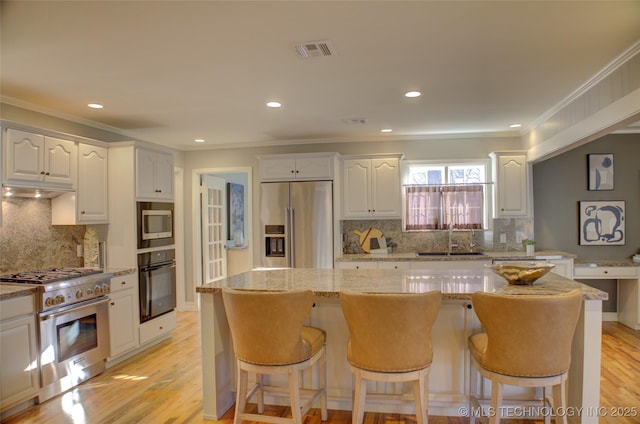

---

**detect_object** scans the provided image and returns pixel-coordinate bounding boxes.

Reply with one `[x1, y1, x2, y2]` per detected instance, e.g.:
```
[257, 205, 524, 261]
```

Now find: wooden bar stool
[222, 288, 327, 424]
[340, 290, 442, 424]
[469, 290, 582, 424]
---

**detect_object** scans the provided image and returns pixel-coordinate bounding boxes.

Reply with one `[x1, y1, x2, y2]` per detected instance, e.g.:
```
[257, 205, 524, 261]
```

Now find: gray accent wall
[533, 133, 639, 260]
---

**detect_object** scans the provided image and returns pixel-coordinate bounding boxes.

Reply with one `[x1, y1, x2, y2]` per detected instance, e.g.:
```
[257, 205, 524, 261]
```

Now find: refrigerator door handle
[288, 207, 295, 267]
[285, 207, 293, 267]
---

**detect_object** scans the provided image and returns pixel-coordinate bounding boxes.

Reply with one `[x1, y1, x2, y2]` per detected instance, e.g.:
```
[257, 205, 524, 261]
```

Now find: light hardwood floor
[3, 312, 639, 424]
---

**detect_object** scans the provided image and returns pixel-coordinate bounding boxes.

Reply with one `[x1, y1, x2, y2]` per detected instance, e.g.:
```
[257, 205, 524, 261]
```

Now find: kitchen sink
[416, 252, 485, 257]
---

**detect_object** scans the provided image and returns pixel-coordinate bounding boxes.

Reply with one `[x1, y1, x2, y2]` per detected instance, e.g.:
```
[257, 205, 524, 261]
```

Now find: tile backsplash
[341, 218, 534, 254]
[0, 197, 85, 273]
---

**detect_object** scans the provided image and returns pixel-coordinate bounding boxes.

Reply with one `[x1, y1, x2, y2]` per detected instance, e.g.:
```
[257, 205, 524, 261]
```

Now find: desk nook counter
[197, 268, 606, 423]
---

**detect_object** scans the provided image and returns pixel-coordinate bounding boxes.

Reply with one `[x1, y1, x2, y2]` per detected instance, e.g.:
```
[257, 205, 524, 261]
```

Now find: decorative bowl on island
[485, 262, 555, 285]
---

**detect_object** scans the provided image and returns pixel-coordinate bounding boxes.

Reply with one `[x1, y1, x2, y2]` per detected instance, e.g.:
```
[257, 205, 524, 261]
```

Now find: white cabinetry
[0, 294, 39, 414]
[52, 143, 109, 225]
[108, 273, 139, 359]
[548, 258, 573, 279]
[342, 156, 401, 219]
[136, 147, 174, 200]
[139, 311, 176, 345]
[259, 153, 335, 181]
[4, 129, 76, 188]
[574, 265, 640, 330]
[335, 261, 378, 270]
[490, 151, 530, 218]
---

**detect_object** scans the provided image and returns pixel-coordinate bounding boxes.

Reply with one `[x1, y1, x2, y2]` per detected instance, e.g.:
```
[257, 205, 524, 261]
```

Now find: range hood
[2, 185, 74, 199]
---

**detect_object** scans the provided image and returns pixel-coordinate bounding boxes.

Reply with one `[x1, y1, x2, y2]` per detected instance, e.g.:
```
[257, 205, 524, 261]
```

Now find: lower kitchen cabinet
[108, 273, 139, 360]
[0, 294, 39, 416]
[139, 310, 176, 345]
[548, 258, 573, 279]
[335, 261, 377, 270]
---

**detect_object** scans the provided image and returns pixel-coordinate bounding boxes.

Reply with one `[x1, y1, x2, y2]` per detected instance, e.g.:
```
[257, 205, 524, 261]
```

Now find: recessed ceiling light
[194, 139, 205, 143]
[381, 129, 393, 133]
[266, 101, 282, 108]
[404, 91, 421, 98]
[88, 103, 104, 109]
[509, 123, 523, 128]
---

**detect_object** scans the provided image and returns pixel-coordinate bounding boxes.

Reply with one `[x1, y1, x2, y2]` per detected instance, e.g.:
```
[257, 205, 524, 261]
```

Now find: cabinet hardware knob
[110, 302, 115, 306]
[467, 304, 473, 309]
[295, 170, 299, 173]
[40, 171, 46, 175]
[604, 271, 608, 274]
[291, 170, 295, 173]
[121, 281, 126, 285]
[81, 211, 86, 214]
[45, 172, 50, 175]
[160, 326, 164, 330]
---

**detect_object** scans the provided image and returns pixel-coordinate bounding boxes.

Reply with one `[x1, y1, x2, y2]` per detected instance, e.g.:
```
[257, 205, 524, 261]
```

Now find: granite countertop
[103, 267, 137, 277]
[0, 283, 40, 301]
[574, 258, 640, 268]
[196, 268, 606, 301]
[336, 250, 576, 262]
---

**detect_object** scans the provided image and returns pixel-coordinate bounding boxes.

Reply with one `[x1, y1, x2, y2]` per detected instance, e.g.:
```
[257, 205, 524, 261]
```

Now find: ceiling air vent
[342, 118, 368, 125]
[295, 40, 335, 59]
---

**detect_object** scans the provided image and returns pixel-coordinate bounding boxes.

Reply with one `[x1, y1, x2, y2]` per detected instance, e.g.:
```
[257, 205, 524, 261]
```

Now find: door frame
[190, 166, 253, 310]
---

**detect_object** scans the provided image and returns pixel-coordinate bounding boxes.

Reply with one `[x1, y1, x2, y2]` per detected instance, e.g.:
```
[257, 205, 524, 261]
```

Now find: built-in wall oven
[138, 249, 176, 323]
[0, 268, 112, 403]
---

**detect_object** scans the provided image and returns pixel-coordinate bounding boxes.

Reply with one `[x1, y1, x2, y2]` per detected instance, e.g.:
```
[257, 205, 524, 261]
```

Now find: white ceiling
[1, 1, 639, 151]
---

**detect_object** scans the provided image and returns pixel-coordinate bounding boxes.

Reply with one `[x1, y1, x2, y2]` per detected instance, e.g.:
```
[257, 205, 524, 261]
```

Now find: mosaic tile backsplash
[0, 197, 85, 273]
[341, 219, 534, 254]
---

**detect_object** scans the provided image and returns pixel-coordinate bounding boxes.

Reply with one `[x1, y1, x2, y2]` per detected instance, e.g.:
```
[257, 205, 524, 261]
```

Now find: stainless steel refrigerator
[260, 181, 333, 268]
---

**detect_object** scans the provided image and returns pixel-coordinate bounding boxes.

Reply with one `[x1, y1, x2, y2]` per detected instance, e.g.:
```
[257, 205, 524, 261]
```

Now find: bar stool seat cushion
[302, 326, 326, 357]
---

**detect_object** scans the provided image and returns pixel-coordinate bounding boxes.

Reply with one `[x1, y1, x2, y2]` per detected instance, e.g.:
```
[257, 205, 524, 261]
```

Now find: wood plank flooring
[3, 312, 639, 424]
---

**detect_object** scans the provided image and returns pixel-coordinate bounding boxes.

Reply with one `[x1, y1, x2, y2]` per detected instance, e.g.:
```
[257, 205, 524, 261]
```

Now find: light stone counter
[0, 283, 39, 300]
[196, 267, 605, 300]
[197, 268, 605, 423]
[336, 249, 576, 262]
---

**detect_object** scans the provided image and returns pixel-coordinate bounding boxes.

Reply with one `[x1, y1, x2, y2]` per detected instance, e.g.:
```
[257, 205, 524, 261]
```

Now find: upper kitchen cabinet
[490, 151, 531, 218]
[259, 153, 336, 181]
[4, 129, 76, 188]
[342, 155, 402, 219]
[135, 147, 174, 201]
[52, 143, 109, 225]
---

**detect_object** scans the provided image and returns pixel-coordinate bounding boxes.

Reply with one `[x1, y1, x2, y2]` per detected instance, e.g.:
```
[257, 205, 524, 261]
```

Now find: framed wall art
[227, 182, 245, 244]
[588, 154, 614, 190]
[579, 200, 625, 246]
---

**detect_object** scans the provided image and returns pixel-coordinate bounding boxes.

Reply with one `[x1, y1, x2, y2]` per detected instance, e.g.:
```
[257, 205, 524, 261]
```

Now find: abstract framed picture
[227, 183, 245, 243]
[588, 154, 614, 190]
[579, 201, 625, 245]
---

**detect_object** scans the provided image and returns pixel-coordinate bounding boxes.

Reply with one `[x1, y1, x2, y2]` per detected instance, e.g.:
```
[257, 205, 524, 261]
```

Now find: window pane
[408, 166, 444, 185]
[448, 165, 484, 184]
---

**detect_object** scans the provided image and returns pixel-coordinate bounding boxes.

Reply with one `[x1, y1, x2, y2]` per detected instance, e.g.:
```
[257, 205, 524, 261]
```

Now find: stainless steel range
[0, 267, 113, 402]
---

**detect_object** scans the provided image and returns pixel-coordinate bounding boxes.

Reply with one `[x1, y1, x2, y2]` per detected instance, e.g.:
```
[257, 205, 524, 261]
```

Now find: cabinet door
[109, 288, 138, 358]
[549, 259, 573, 279]
[154, 151, 174, 200]
[343, 159, 371, 218]
[260, 158, 297, 180]
[370, 158, 400, 218]
[5, 129, 44, 182]
[295, 157, 333, 179]
[495, 154, 528, 217]
[43, 137, 76, 186]
[377, 261, 411, 270]
[135, 148, 157, 199]
[0, 308, 39, 409]
[78, 144, 108, 223]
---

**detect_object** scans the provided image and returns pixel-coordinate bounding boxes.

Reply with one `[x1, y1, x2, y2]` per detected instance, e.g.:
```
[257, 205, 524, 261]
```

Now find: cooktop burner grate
[0, 267, 102, 284]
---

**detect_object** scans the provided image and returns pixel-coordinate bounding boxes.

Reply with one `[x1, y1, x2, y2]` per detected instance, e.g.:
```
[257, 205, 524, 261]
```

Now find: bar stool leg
[319, 350, 328, 420]
[489, 381, 503, 424]
[257, 373, 265, 413]
[352, 370, 367, 424]
[234, 363, 248, 424]
[413, 372, 428, 424]
[289, 368, 303, 424]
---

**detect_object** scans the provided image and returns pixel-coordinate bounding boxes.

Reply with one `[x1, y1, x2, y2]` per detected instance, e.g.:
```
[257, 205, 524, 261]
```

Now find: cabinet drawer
[378, 261, 411, 270]
[1, 295, 35, 321]
[574, 266, 638, 279]
[139, 311, 176, 345]
[336, 261, 377, 270]
[110, 273, 138, 293]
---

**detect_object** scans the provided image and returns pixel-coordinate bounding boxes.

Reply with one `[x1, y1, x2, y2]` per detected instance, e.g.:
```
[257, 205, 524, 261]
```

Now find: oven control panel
[41, 274, 112, 311]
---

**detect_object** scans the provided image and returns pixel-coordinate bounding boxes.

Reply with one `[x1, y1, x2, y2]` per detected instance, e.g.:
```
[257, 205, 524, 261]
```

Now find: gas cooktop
[0, 267, 102, 284]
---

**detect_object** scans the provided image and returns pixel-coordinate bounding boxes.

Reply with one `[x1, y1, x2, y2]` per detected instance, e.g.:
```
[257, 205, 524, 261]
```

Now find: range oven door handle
[140, 262, 176, 273]
[40, 296, 110, 321]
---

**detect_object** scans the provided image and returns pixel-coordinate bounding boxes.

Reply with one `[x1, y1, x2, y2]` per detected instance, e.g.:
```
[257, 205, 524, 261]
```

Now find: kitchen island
[196, 268, 606, 424]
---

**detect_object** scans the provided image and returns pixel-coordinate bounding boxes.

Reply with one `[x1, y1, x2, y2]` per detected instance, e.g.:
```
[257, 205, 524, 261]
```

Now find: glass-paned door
[201, 175, 227, 283]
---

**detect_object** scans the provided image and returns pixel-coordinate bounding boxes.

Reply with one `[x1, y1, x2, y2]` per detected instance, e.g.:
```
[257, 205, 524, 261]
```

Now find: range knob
[76, 290, 84, 300]
[55, 295, 65, 305]
[94, 285, 102, 295]
[45, 297, 55, 307]
[102, 284, 110, 294]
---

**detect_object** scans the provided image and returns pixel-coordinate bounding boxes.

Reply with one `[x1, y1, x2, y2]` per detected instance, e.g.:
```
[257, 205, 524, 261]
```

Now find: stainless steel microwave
[137, 202, 174, 248]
